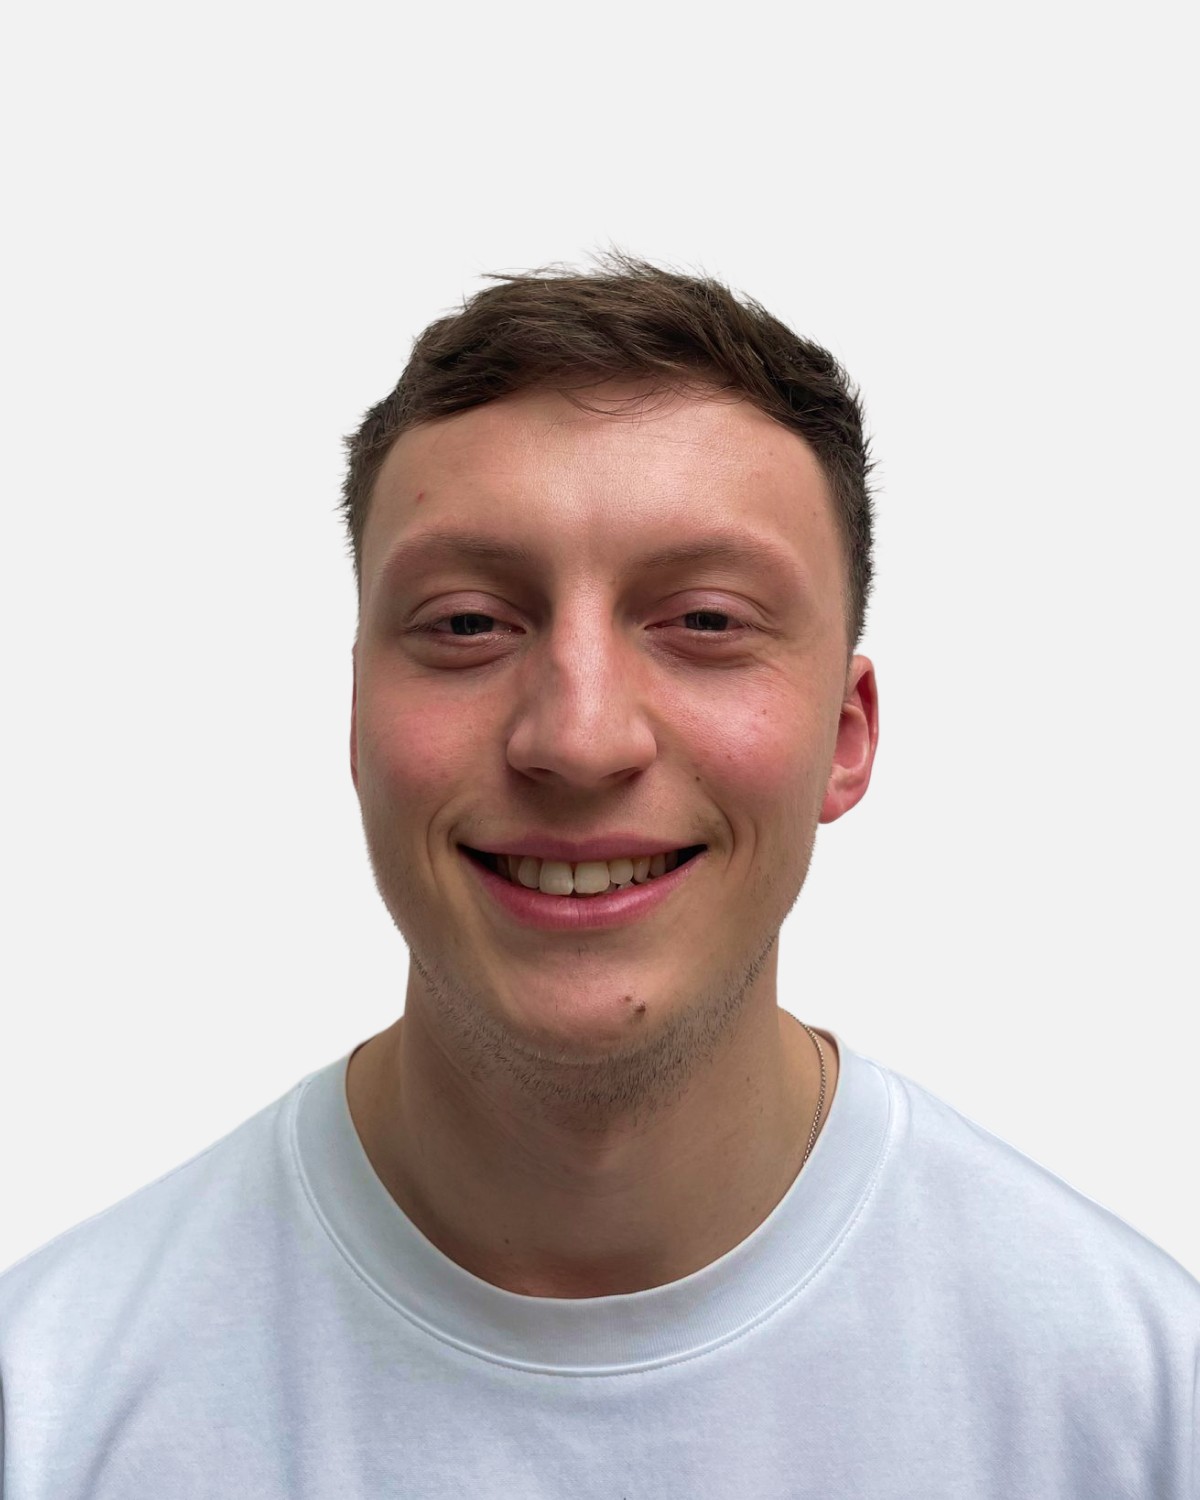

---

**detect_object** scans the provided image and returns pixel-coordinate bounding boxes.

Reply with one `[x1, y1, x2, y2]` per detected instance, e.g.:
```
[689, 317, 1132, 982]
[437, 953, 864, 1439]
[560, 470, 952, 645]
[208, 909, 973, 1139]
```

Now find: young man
[2, 257, 1197, 1497]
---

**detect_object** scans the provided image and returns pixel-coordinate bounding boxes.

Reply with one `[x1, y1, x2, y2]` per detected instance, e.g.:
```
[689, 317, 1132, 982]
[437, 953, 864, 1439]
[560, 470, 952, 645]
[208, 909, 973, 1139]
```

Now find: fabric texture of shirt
[2, 1036, 1197, 1498]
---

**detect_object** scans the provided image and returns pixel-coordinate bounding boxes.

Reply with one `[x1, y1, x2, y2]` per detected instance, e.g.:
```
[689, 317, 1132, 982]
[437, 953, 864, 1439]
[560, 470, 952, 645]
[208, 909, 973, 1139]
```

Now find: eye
[439, 612, 498, 636]
[681, 609, 734, 632]
[406, 608, 526, 666]
[417, 610, 520, 639]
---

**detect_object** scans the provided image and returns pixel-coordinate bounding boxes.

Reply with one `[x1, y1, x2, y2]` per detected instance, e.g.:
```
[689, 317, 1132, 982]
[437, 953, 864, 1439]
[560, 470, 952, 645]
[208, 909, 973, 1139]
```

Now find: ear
[349, 645, 360, 795]
[819, 655, 879, 824]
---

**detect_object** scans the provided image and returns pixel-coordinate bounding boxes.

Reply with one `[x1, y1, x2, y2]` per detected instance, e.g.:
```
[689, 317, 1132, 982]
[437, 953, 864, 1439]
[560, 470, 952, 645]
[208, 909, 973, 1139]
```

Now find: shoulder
[0, 1076, 304, 1359]
[862, 1053, 1200, 1329]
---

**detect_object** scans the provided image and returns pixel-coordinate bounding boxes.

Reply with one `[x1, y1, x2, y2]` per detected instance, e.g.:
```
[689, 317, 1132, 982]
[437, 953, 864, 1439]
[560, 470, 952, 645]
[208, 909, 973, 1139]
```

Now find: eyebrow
[379, 532, 539, 581]
[374, 528, 802, 593]
[638, 537, 800, 576]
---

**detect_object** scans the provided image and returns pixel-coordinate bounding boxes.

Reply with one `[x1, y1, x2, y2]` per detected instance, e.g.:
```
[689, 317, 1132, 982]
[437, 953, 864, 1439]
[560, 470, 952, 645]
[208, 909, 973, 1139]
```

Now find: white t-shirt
[2, 1037, 1197, 1498]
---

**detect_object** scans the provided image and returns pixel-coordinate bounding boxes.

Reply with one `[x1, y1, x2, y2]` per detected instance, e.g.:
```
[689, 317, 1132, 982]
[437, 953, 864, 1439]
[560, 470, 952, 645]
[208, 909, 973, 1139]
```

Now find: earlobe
[349, 649, 359, 794]
[819, 656, 879, 825]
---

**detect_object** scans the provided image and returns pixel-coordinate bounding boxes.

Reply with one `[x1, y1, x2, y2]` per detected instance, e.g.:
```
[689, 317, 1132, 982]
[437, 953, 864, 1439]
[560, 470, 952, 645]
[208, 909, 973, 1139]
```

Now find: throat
[354, 1007, 819, 1301]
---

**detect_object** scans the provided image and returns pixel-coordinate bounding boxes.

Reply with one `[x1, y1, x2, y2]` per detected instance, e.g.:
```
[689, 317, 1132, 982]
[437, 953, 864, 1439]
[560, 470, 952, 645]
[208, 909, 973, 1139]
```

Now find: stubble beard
[406, 930, 782, 1130]
[363, 788, 819, 1129]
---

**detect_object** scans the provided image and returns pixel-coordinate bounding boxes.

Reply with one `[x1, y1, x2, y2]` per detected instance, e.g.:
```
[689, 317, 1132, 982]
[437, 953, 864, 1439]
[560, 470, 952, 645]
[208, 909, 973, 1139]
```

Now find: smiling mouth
[461, 846, 707, 897]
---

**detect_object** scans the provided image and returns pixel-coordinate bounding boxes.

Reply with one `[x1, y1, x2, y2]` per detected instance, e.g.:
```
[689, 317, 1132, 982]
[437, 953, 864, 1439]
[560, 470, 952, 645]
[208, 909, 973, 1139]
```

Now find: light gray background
[2, 2, 1195, 1276]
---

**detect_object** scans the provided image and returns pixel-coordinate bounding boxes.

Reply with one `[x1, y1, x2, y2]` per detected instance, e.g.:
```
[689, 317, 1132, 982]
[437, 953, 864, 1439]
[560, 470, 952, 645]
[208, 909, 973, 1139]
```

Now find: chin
[405, 940, 653, 1050]
[488, 979, 666, 1061]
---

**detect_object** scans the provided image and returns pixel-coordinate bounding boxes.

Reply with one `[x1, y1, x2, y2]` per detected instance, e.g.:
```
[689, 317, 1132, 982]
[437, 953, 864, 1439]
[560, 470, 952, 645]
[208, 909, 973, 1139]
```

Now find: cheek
[677, 678, 831, 825]
[357, 677, 481, 814]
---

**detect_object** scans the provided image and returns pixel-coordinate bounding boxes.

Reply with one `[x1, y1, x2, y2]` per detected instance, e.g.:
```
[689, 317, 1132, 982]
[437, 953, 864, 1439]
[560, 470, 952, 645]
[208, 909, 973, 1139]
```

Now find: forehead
[361, 383, 844, 603]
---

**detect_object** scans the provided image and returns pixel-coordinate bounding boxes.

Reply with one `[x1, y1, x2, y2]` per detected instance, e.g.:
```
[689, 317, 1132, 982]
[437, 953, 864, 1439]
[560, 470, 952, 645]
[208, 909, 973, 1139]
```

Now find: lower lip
[461, 850, 705, 931]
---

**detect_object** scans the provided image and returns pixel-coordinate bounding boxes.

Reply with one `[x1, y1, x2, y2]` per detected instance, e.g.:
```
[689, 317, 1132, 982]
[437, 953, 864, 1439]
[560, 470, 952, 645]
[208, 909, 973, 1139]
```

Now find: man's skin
[345, 381, 879, 1299]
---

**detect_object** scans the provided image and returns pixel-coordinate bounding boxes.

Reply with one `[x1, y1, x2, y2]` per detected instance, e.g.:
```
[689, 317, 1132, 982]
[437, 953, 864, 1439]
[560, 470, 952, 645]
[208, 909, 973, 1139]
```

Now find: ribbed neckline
[290, 1032, 894, 1375]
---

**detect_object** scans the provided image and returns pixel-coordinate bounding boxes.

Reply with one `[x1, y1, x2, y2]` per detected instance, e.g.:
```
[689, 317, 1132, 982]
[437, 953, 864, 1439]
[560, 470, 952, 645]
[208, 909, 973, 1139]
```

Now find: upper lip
[462, 836, 705, 862]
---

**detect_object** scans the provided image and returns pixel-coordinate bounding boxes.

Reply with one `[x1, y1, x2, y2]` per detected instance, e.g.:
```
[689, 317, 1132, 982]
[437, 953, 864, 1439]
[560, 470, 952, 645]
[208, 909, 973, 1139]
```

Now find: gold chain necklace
[798, 1023, 827, 1167]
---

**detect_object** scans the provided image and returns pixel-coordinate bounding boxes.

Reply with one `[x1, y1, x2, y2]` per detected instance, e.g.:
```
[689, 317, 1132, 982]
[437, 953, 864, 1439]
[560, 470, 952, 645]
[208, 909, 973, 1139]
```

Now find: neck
[345, 972, 836, 1299]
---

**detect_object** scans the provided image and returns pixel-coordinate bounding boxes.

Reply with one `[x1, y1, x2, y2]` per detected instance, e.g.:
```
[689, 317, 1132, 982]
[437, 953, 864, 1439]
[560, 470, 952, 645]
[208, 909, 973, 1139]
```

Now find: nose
[505, 610, 658, 789]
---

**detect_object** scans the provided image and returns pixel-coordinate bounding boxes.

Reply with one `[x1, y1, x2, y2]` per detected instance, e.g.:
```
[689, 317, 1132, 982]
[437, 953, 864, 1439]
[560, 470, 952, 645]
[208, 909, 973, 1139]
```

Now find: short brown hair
[341, 252, 874, 650]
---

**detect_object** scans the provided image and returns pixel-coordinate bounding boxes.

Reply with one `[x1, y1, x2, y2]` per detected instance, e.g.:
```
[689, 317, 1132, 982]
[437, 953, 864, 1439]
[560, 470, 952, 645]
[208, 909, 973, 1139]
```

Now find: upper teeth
[501, 852, 680, 895]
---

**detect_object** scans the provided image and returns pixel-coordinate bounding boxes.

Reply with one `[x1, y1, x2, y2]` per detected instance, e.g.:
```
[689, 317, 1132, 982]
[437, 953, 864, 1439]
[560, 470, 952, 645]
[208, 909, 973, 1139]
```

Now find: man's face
[351, 383, 876, 1066]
